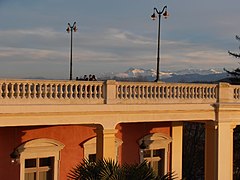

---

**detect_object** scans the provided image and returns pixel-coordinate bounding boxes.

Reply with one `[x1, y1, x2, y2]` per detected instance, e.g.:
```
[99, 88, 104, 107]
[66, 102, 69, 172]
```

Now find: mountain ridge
[99, 67, 228, 83]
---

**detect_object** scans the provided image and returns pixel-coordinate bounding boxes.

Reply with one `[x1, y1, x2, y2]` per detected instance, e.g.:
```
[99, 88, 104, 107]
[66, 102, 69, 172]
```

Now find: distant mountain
[99, 67, 228, 83]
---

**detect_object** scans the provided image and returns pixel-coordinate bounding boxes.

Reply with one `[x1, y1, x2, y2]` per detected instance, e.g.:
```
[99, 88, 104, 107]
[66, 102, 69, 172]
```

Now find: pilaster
[103, 129, 118, 160]
[104, 80, 117, 104]
[205, 121, 236, 180]
[171, 122, 183, 179]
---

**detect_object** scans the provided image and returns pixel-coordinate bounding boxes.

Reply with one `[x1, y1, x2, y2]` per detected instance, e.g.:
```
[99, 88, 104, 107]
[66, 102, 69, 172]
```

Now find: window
[15, 138, 64, 180]
[139, 133, 172, 176]
[25, 157, 54, 180]
[143, 149, 165, 176]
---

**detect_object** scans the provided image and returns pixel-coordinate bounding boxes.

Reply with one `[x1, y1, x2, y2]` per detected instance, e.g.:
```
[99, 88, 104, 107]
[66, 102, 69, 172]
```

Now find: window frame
[16, 138, 64, 180]
[138, 133, 172, 175]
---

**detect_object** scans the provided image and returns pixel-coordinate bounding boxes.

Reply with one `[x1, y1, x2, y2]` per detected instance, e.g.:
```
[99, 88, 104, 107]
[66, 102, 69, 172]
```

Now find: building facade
[0, 79, 239, 180]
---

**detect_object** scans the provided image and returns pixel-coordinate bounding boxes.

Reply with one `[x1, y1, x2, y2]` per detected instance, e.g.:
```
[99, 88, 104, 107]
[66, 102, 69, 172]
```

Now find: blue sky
[0, 0, 239, 79]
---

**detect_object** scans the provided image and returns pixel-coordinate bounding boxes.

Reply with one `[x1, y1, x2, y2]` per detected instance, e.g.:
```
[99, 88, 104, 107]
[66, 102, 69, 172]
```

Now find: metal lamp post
[66, 22, 77, 80]
[151, 6, 169, 82]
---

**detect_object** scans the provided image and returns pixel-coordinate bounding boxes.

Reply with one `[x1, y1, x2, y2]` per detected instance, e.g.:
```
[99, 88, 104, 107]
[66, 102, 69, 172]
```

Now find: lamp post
[151, 6, 169, 82]
[66, 22, 77, 80]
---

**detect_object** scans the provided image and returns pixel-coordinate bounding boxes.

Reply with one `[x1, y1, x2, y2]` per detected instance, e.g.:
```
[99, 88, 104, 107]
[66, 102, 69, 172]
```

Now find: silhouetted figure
[84, 75, 88, 81]
[89, 74, 93, 81]
[92, 75, 97, 81]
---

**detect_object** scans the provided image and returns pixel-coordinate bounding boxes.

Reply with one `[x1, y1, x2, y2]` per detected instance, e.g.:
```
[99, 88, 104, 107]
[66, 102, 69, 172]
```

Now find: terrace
[0, 79, 238, 105]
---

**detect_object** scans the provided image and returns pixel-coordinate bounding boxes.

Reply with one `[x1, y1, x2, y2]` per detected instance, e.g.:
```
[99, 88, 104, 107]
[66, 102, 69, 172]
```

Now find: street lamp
[66, 22, 77, 80]
[151, 6, 169, 82]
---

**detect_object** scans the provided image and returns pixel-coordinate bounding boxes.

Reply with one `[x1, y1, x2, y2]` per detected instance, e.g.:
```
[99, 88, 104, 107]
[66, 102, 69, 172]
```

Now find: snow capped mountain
[173, 68, 222, 75]
[99, 67, 228, 82]
[115, 68, 156, 78]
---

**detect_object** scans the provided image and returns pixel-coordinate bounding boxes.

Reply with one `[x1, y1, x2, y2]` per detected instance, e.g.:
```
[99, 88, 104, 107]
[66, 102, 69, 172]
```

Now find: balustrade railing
[233, 86, 240, 100]
[0, 80, 104, 104]
[0, 79, 239, 105]
[116, 82, 217, 104]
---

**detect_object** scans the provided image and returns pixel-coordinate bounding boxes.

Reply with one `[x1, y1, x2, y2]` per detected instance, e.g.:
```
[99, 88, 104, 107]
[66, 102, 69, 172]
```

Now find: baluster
[131, 86, 134, 99]
[62, 84, 67, 98]
[41, 84, 45, 98]
[21, 83, 26, 99]
[119, 85, 123, 99]
[190, 87, 193, 98]
[78, 85, 82, 98]
[179, 86, 183, 99]
[139, 86, 143, 99]
[236, 88, 239, 99]
[14, 83, 19, 98]
[53, 84, 57, 98]
[152, 86, 155, 99]
[126, 86, 129, 99]
[187, 87, 190, 98]
[175, 86, 178, 99]
[68, 84, 72, 99]
[237, 88, 240, 99]
[199, 87, 202, 98]
[144, 86, 148, 99]
[35, 84, 39, 98]
[82, 85, 86, 99]
[99, 85, 103, 99]
[58, 84, 62, 98]
[19, 83, 24, 98]
[209, 87, 213, 99]
[0, 83, 2, 99]
[2, 83, 7, 98]
[206, 87, 210, 99]
[90, 84, 95, 98]
[89, 85, 92, 99]
[159, 86, 162, 98]
[205, 87, 208, 99]
[31, 83, 36, 99]
[49, 84, 53, 99]
[8, 83, 13, 98]
[135, 85, 139, 99]
[25, 84, 29, 98]
[196, 87, 199, 99]
[72, 84, 76, 99]
[37, 84, 42, 99]
[122, 86, 125, 99]
[91, 85, 95, 98]
[166, 86, 170, 99]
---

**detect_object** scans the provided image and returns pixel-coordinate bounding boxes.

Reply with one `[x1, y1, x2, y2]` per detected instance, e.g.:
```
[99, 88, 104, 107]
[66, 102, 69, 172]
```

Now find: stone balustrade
[0, 79, 238, 104]
[116, 82, 217, 104]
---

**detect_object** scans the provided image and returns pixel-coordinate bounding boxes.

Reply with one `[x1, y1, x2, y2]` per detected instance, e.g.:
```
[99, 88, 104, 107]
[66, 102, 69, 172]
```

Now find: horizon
[0, 0, 239, 79]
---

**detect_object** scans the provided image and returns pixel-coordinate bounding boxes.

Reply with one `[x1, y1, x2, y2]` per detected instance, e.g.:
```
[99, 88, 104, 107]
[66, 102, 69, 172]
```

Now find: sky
[0, 0, 240, 79]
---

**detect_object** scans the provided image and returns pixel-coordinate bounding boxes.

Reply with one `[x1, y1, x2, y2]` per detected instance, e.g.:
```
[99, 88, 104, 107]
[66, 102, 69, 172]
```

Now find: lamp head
[66, 26, 70, 33]
[10, 149, 19, 163]
[151, 12, 157, 20]
[73, 26, 77, 32]
[163, 10, 169, 19]
[139, 140, 147, 149]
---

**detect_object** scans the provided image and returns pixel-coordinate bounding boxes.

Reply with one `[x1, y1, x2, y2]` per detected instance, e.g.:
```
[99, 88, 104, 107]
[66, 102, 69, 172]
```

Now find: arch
[138, 133, 172, 149]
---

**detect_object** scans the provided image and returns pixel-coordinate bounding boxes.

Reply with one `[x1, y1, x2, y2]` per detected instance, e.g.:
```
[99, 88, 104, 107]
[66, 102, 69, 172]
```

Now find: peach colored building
[0, 79, 238, 180]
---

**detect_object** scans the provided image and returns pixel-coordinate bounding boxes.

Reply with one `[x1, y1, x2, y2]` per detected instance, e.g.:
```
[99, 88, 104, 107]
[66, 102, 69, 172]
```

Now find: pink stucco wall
[0, 122, 172, 179]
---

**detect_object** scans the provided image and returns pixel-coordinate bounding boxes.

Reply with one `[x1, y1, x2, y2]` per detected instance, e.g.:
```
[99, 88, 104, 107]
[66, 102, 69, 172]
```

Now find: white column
[172, 122, 183, 179]
[103, 129, 118, 160]
[217, 122, 235, 180]
[205, 121, 235, 180]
